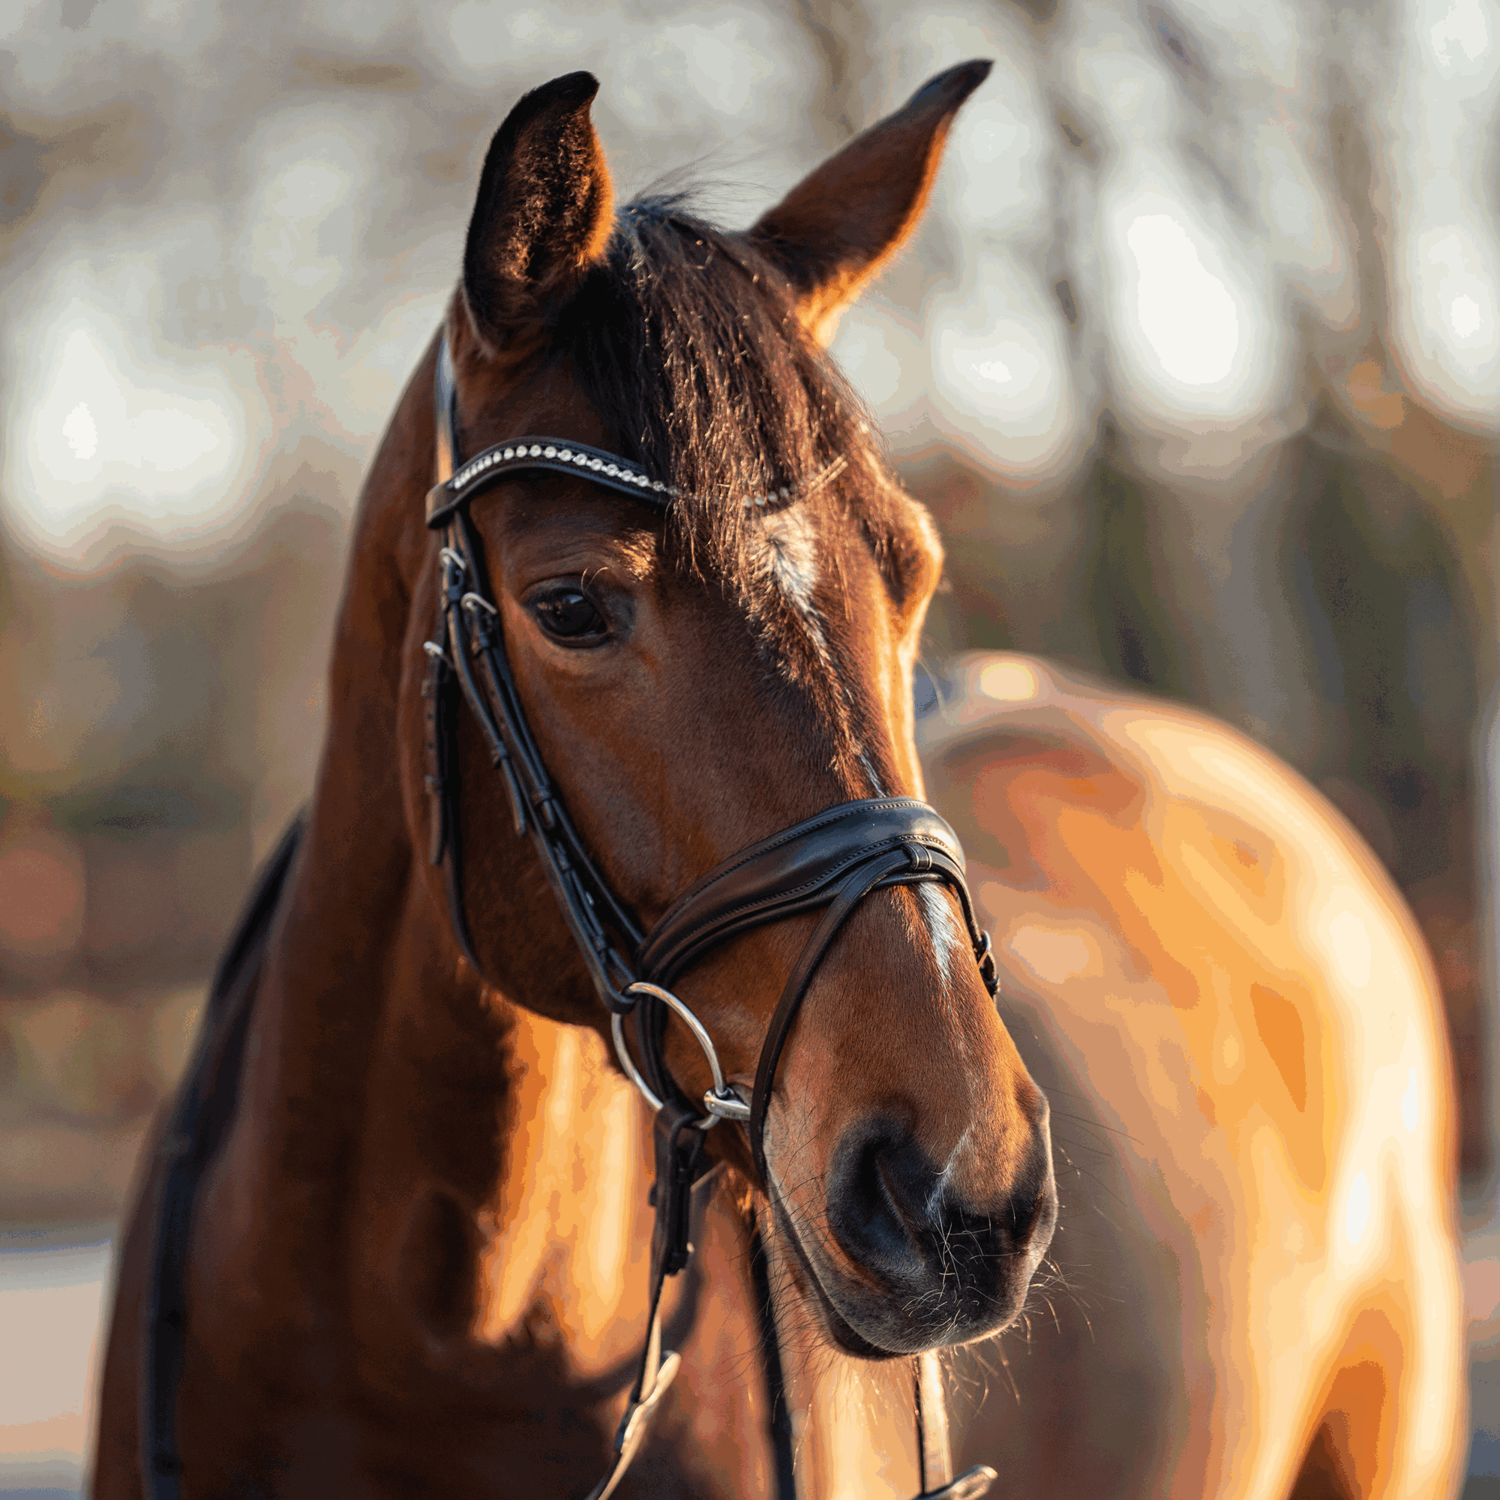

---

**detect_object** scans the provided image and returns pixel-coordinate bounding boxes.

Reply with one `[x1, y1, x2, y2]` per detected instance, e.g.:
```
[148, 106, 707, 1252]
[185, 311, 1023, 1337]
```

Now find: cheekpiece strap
[585, 1099, 713, 1500]
[424, 339, 646, 1013]
[914, 1351, 997, 1499]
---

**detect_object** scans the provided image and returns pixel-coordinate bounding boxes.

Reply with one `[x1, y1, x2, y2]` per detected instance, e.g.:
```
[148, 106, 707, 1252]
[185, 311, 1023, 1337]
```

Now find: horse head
[396, 66, 1056, 1360]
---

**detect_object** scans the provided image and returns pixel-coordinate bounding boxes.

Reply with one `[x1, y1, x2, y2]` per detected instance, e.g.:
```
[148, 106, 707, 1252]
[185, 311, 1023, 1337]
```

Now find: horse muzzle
[775, 1107, 1058, 1358]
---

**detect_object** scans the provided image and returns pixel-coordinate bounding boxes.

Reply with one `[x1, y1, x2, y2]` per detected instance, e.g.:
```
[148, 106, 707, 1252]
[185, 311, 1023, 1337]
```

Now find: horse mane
[560, 192, 880, 522]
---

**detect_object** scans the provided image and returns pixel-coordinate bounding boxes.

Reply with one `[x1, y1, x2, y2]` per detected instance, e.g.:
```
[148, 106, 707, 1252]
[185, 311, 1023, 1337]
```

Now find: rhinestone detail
[441, 439, 841, 514]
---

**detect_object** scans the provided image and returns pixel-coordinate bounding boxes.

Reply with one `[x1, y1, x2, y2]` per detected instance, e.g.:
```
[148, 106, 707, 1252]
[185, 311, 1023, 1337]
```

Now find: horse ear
[749, 60, 991, 344]
[461, 71, 614, 356]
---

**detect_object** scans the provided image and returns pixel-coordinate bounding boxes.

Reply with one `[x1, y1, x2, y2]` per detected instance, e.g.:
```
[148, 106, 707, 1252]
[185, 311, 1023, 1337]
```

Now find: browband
[427, 435, 677, 526]
[424, 341, 846, 529]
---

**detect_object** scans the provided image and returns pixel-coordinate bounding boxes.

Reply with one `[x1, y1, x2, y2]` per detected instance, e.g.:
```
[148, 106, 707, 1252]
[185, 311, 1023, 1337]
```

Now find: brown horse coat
[930, 656, 1467, 1500]
[95, 64, 1056, 1500]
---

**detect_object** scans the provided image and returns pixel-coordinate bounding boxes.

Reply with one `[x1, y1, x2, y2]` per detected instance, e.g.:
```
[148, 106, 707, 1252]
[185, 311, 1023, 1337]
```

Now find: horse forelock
[544, 193, 925, 781]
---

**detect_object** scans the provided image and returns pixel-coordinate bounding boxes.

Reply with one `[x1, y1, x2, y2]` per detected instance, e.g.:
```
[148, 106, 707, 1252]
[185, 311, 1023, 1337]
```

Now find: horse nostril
[826, 1117, 1058, 1314]
[808, 1114, 1061, 1350]
[830, 1126, 927, 1273]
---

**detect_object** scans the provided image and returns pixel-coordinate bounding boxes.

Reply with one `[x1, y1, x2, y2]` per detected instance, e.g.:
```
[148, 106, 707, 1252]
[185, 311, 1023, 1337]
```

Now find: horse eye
[534, 588, 607, 642]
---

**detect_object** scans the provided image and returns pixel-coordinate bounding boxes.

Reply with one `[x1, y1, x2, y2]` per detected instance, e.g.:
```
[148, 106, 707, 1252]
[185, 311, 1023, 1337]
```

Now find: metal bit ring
[610, 981, 752, 1127]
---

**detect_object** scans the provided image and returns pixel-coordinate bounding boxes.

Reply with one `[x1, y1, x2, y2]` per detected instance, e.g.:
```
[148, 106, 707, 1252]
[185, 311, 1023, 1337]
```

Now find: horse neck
[187, 343, 939, 1493]
[194, 340, 653, 1384]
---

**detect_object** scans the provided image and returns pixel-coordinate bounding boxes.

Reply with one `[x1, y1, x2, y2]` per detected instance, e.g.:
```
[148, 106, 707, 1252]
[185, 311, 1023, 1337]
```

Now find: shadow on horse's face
[408, 68, 1056, 1359]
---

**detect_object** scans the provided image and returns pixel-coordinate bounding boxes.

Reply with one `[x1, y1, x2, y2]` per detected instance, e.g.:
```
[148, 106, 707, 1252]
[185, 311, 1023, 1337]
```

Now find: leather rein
[422, 338, 998, 1500]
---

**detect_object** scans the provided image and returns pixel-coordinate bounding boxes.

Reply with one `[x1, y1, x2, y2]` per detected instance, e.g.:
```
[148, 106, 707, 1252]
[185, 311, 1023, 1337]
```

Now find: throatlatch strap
[750, 1226, 798, 1500]
[424, 606, 485, 974]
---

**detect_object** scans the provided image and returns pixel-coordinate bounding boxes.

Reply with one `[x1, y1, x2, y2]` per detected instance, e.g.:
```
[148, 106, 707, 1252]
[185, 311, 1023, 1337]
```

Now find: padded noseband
[634, 796, 995, 1182]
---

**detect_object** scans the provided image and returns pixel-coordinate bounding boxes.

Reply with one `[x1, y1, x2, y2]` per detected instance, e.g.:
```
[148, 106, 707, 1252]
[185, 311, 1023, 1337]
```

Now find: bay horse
[90, 60, 1469, 1500]
[927, 656, 1469, 1500]
[95, 63, 1055, 1500]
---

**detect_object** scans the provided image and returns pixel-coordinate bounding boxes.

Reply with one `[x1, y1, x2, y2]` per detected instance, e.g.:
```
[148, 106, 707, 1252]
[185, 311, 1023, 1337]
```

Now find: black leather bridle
[137, 335, 1001, 1500]
[422, 337, 1000, 1500]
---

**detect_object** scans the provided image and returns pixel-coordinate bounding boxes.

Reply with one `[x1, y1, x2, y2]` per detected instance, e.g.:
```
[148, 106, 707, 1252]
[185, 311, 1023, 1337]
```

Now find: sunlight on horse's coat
[1345, 1171, 1373, 1246]
[766, 1299, 923, 1500]
[923, 653, 1466, 1500]
[574, 1064, 642, 1345]
[976, 658, 1041, 704]
[479, 1016, 650, 1368]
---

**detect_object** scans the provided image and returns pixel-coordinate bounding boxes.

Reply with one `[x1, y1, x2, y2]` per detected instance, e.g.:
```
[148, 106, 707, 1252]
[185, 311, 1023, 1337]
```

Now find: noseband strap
[424, 335, 997, 1500]
[638, 796, 986, 985]
[633, 796, 995, 1183]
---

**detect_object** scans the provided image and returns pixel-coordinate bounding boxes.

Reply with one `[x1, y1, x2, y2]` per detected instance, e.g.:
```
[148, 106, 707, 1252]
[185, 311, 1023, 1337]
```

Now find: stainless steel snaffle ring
[611, 981, 753, 1127]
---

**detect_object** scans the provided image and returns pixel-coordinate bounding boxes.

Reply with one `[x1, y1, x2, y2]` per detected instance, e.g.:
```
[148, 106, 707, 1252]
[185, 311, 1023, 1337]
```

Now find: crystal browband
[425, 434, 847, 529]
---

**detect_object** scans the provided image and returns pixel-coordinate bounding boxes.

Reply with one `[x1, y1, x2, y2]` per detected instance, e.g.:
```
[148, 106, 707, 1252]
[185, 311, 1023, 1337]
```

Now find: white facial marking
[917, 882, 961, 989]
[759, 507, 834, 669]
[762, 507, 819, 606]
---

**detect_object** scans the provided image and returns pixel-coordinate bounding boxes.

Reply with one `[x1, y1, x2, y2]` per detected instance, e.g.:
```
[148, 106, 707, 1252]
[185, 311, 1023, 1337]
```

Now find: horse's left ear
[461, 70, 614, 358]
[749, 60, 991, 344]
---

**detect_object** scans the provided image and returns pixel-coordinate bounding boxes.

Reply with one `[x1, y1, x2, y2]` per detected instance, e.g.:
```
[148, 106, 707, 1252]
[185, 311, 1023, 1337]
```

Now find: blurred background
[0, 0, 1497, 1493]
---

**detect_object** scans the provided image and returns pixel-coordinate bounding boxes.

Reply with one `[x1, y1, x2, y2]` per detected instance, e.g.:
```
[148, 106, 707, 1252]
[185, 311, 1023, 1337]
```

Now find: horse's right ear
[460, 71, 614, 357]
[749, 61, 990, 344]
